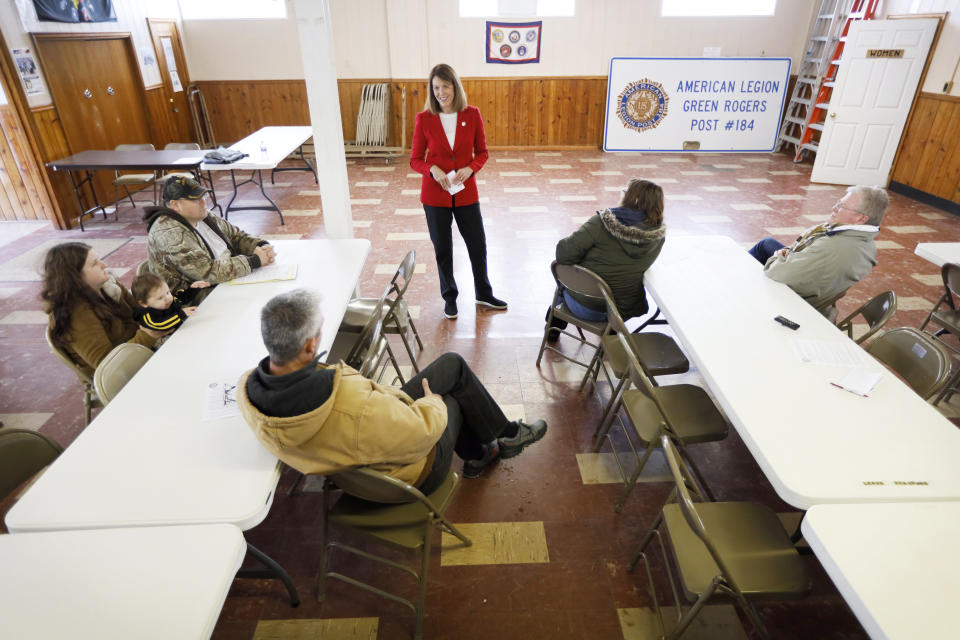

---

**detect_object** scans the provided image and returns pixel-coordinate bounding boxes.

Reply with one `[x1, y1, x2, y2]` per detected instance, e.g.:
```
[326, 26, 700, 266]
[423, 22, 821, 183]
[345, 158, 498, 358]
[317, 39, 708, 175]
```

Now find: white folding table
[6, 239, 368, 532]
[802, 503, 960, 640]
[645, 235, 960, 509]
[0, 524, 246, 639]
[202, 125, 315, 224]
[914, 242, 960, 268]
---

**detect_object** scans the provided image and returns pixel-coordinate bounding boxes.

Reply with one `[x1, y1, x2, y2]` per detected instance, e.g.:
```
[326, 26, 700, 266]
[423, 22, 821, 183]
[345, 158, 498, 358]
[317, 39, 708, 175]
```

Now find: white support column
[291, 0, 353, 239]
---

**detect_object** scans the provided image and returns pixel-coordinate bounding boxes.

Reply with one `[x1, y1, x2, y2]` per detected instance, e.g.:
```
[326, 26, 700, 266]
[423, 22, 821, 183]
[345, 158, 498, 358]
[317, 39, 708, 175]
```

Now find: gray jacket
[764, 226, 878, 314]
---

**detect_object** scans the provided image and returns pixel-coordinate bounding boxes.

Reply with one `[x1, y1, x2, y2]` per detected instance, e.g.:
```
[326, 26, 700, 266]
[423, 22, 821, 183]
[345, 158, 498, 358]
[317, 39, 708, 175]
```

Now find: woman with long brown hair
[42, 242, 160, 376]
[410, 63, 505, 320]
[551, 178, 666, 337]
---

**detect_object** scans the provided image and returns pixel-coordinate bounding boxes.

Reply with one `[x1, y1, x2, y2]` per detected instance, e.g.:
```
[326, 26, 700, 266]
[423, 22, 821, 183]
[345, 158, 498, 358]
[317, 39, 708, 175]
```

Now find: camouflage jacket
[143, 206, 266, 303]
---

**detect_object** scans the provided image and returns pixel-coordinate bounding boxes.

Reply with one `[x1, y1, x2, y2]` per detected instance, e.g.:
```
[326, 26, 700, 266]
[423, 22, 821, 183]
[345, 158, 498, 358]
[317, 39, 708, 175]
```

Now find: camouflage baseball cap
[163, 176, 209, 203]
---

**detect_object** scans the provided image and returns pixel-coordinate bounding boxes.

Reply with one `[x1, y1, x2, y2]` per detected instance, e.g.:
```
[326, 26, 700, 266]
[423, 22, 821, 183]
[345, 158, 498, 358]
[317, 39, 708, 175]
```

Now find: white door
[811, 18, 937, 186]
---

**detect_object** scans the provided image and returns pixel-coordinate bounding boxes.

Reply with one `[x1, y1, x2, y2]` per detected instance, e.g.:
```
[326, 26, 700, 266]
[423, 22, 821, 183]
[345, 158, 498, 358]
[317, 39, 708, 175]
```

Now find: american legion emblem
[617, 78, 669, 133]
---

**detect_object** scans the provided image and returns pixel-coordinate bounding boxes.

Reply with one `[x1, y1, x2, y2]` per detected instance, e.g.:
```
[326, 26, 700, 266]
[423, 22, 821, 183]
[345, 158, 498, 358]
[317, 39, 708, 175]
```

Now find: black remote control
[774, 315, 800, 330]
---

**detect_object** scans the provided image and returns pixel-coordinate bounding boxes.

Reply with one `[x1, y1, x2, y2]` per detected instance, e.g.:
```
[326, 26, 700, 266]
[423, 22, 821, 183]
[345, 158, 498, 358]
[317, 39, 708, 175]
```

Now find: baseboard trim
[889, 181, 960, 216]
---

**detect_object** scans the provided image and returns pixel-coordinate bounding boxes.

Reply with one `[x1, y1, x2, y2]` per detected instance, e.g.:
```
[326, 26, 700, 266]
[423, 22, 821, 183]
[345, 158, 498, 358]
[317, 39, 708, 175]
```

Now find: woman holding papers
[410, 63, 505, 320]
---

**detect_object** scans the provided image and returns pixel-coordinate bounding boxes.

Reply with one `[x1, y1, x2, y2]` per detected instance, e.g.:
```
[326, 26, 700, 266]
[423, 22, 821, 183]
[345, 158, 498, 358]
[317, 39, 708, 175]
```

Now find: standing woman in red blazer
[410, 63, 506, 320]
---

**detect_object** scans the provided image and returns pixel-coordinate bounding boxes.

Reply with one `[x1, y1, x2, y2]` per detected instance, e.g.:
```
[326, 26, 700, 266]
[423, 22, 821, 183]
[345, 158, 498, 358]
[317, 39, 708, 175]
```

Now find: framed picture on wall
[486, 21, 541, 64]
[33, 0, 116, 23]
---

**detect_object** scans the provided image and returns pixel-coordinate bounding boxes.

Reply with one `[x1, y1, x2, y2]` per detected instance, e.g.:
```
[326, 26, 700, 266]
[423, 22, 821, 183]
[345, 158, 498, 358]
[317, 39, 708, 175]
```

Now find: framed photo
[486, 21, 541, 64]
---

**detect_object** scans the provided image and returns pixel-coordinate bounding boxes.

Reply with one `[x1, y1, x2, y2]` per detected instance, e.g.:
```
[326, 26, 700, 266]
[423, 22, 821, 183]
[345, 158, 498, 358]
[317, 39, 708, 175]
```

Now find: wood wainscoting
[194, 76, 609, 149]
[891, 92, 960, 206]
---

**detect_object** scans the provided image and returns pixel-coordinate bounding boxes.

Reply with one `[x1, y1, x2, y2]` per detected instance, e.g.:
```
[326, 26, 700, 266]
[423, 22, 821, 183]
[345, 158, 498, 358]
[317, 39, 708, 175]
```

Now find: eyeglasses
[835, 202, 864, 215]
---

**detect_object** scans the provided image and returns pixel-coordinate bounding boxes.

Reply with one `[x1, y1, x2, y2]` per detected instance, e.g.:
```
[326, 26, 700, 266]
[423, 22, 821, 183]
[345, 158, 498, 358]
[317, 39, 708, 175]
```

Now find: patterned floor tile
[253, 618, 378, 640]
[0, 310, 48, 324]
[440, 521, 549, 566]
[575, 451, 670, 485]
[875, 240, 905, 249]
[911, 273, 942, 286]
[897, 296, 934, 311]
[886, 225, 936, 234]
[618, 606, 748, 640]
[0, 413, 54, 431]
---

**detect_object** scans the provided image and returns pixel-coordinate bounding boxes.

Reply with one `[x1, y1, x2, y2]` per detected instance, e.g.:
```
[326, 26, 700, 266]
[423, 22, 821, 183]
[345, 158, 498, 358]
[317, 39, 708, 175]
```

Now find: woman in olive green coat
[553, 178, 666, 327]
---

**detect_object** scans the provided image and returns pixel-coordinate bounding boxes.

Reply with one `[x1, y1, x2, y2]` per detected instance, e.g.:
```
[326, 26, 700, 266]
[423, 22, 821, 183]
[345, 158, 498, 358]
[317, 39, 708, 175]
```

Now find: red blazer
[409, 105, 489, 207]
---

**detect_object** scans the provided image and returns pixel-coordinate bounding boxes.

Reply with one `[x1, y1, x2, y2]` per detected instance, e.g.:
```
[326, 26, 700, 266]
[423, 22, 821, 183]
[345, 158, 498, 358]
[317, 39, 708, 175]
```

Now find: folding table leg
[240, 542, 301, 607]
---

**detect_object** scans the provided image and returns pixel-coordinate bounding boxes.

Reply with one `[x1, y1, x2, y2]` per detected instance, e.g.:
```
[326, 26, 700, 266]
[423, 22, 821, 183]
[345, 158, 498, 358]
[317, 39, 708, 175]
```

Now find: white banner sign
[603, 57, 791, 153]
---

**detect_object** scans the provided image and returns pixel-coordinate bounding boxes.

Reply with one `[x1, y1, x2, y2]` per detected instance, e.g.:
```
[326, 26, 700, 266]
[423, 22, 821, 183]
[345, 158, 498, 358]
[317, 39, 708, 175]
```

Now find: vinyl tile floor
[2, 149, 959, 639]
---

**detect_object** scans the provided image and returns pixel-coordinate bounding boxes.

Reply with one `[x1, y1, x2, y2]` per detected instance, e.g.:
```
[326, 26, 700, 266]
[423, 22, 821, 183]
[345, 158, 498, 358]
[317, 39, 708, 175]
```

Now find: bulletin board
[603, 57, 791, 152]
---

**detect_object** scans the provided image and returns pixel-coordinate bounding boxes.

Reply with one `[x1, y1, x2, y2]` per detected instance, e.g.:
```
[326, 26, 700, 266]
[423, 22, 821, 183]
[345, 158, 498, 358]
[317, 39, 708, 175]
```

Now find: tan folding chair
[45, 326, 101, 425]
[113, 143, 157, 213]
[596, 289, 728, 512]
[630, 436, 810, 640]
[836, 290, 897, 344]
[812, 287, 849, 323]
[93, 343, 154, 405]
[537, 262, 609, 378]
[581, 277, 689, 440]
[319, 467, 472, 640]
[340, 250, 424, 374]
[0, 428, 62, 501]
[866, 327, 953, 402]
[155, 142, 201, 185]
[329, 283, 403, 384]
[920, 263, 960, 341]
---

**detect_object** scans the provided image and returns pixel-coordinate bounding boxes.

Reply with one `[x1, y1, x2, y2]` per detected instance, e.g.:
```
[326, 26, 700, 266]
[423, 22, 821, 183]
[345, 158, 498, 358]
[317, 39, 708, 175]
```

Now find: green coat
[556, 209, 665, 319]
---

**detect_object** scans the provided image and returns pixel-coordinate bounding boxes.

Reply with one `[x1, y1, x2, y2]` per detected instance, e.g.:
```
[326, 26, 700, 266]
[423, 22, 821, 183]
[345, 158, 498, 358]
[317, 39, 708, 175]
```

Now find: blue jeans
[562, 290, 607, 323]
[748, 237, 786, 264]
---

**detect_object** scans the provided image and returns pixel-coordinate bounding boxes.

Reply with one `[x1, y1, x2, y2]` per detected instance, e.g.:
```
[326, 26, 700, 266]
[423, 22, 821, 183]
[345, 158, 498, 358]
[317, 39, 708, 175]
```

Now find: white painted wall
[883, 0, 960, 96]
[182, 0, 818, 80]
[0, 0, 180, 107]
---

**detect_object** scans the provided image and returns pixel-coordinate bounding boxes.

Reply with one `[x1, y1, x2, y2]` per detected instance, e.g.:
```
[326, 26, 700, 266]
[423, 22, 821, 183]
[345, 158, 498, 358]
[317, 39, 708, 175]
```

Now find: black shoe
[499, 419, 548, 459]
[547, 328, 561, 343]
[444, 300, 458, 319]
[476, 294, 507, 310]
[462, 442, 500, 479]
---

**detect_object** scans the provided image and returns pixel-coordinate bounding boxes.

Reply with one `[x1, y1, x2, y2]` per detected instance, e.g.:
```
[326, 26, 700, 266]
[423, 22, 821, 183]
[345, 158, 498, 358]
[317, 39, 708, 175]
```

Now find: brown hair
[132, 273, 165, 305]
[424, 63, 467, 114]
[40, 242, 125, 346]
[620, 178, 664, 226]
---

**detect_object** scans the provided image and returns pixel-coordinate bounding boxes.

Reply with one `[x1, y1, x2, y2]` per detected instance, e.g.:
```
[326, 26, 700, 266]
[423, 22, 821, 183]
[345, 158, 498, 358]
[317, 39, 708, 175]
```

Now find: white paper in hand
[445, 170, 465, 196]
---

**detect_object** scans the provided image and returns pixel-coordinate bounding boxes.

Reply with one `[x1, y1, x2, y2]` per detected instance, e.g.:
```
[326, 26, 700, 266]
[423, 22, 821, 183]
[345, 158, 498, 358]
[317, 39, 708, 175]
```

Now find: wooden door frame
[147, 18, 192, 90]
[32, 31, 158, 154]
[147, 18, 195, 141]
[0, 29, 65, 228]
[887, 12, 948, 182]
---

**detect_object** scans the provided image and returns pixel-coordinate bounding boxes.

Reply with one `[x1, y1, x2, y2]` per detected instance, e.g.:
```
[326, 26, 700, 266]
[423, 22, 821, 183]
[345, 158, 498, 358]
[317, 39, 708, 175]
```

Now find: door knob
[829, 112, 836, 118]
[83, 88, 92, 99]
[106, 86, 115, 96]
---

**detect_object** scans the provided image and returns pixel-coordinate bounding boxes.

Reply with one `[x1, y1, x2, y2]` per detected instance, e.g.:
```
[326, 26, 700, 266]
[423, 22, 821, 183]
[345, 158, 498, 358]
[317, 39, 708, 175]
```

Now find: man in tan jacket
[237, 289, 547, 492]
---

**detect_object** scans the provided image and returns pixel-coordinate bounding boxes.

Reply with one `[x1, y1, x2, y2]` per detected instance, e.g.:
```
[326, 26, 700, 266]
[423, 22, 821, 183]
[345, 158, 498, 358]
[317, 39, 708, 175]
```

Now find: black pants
[423, 201, 493, 302]
[400, 353, 510, 492]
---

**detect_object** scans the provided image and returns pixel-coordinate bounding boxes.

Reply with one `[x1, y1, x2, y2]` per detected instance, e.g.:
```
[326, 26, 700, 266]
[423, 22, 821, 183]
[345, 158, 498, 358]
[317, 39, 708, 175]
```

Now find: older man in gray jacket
[748, 185, 888, 317]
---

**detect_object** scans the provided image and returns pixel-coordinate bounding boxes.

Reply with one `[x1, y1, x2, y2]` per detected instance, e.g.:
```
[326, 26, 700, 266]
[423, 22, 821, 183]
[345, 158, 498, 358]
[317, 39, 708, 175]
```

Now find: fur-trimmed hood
[598, 208, 665, 257]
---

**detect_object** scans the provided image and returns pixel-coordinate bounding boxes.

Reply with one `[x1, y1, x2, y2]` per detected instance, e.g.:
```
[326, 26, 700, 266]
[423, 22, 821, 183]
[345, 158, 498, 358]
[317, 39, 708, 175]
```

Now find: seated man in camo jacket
[143, 176, 275, 303]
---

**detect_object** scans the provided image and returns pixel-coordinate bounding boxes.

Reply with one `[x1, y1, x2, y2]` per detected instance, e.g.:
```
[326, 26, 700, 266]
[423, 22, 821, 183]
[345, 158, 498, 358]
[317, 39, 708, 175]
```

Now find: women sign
[604, 57, 791, 152]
